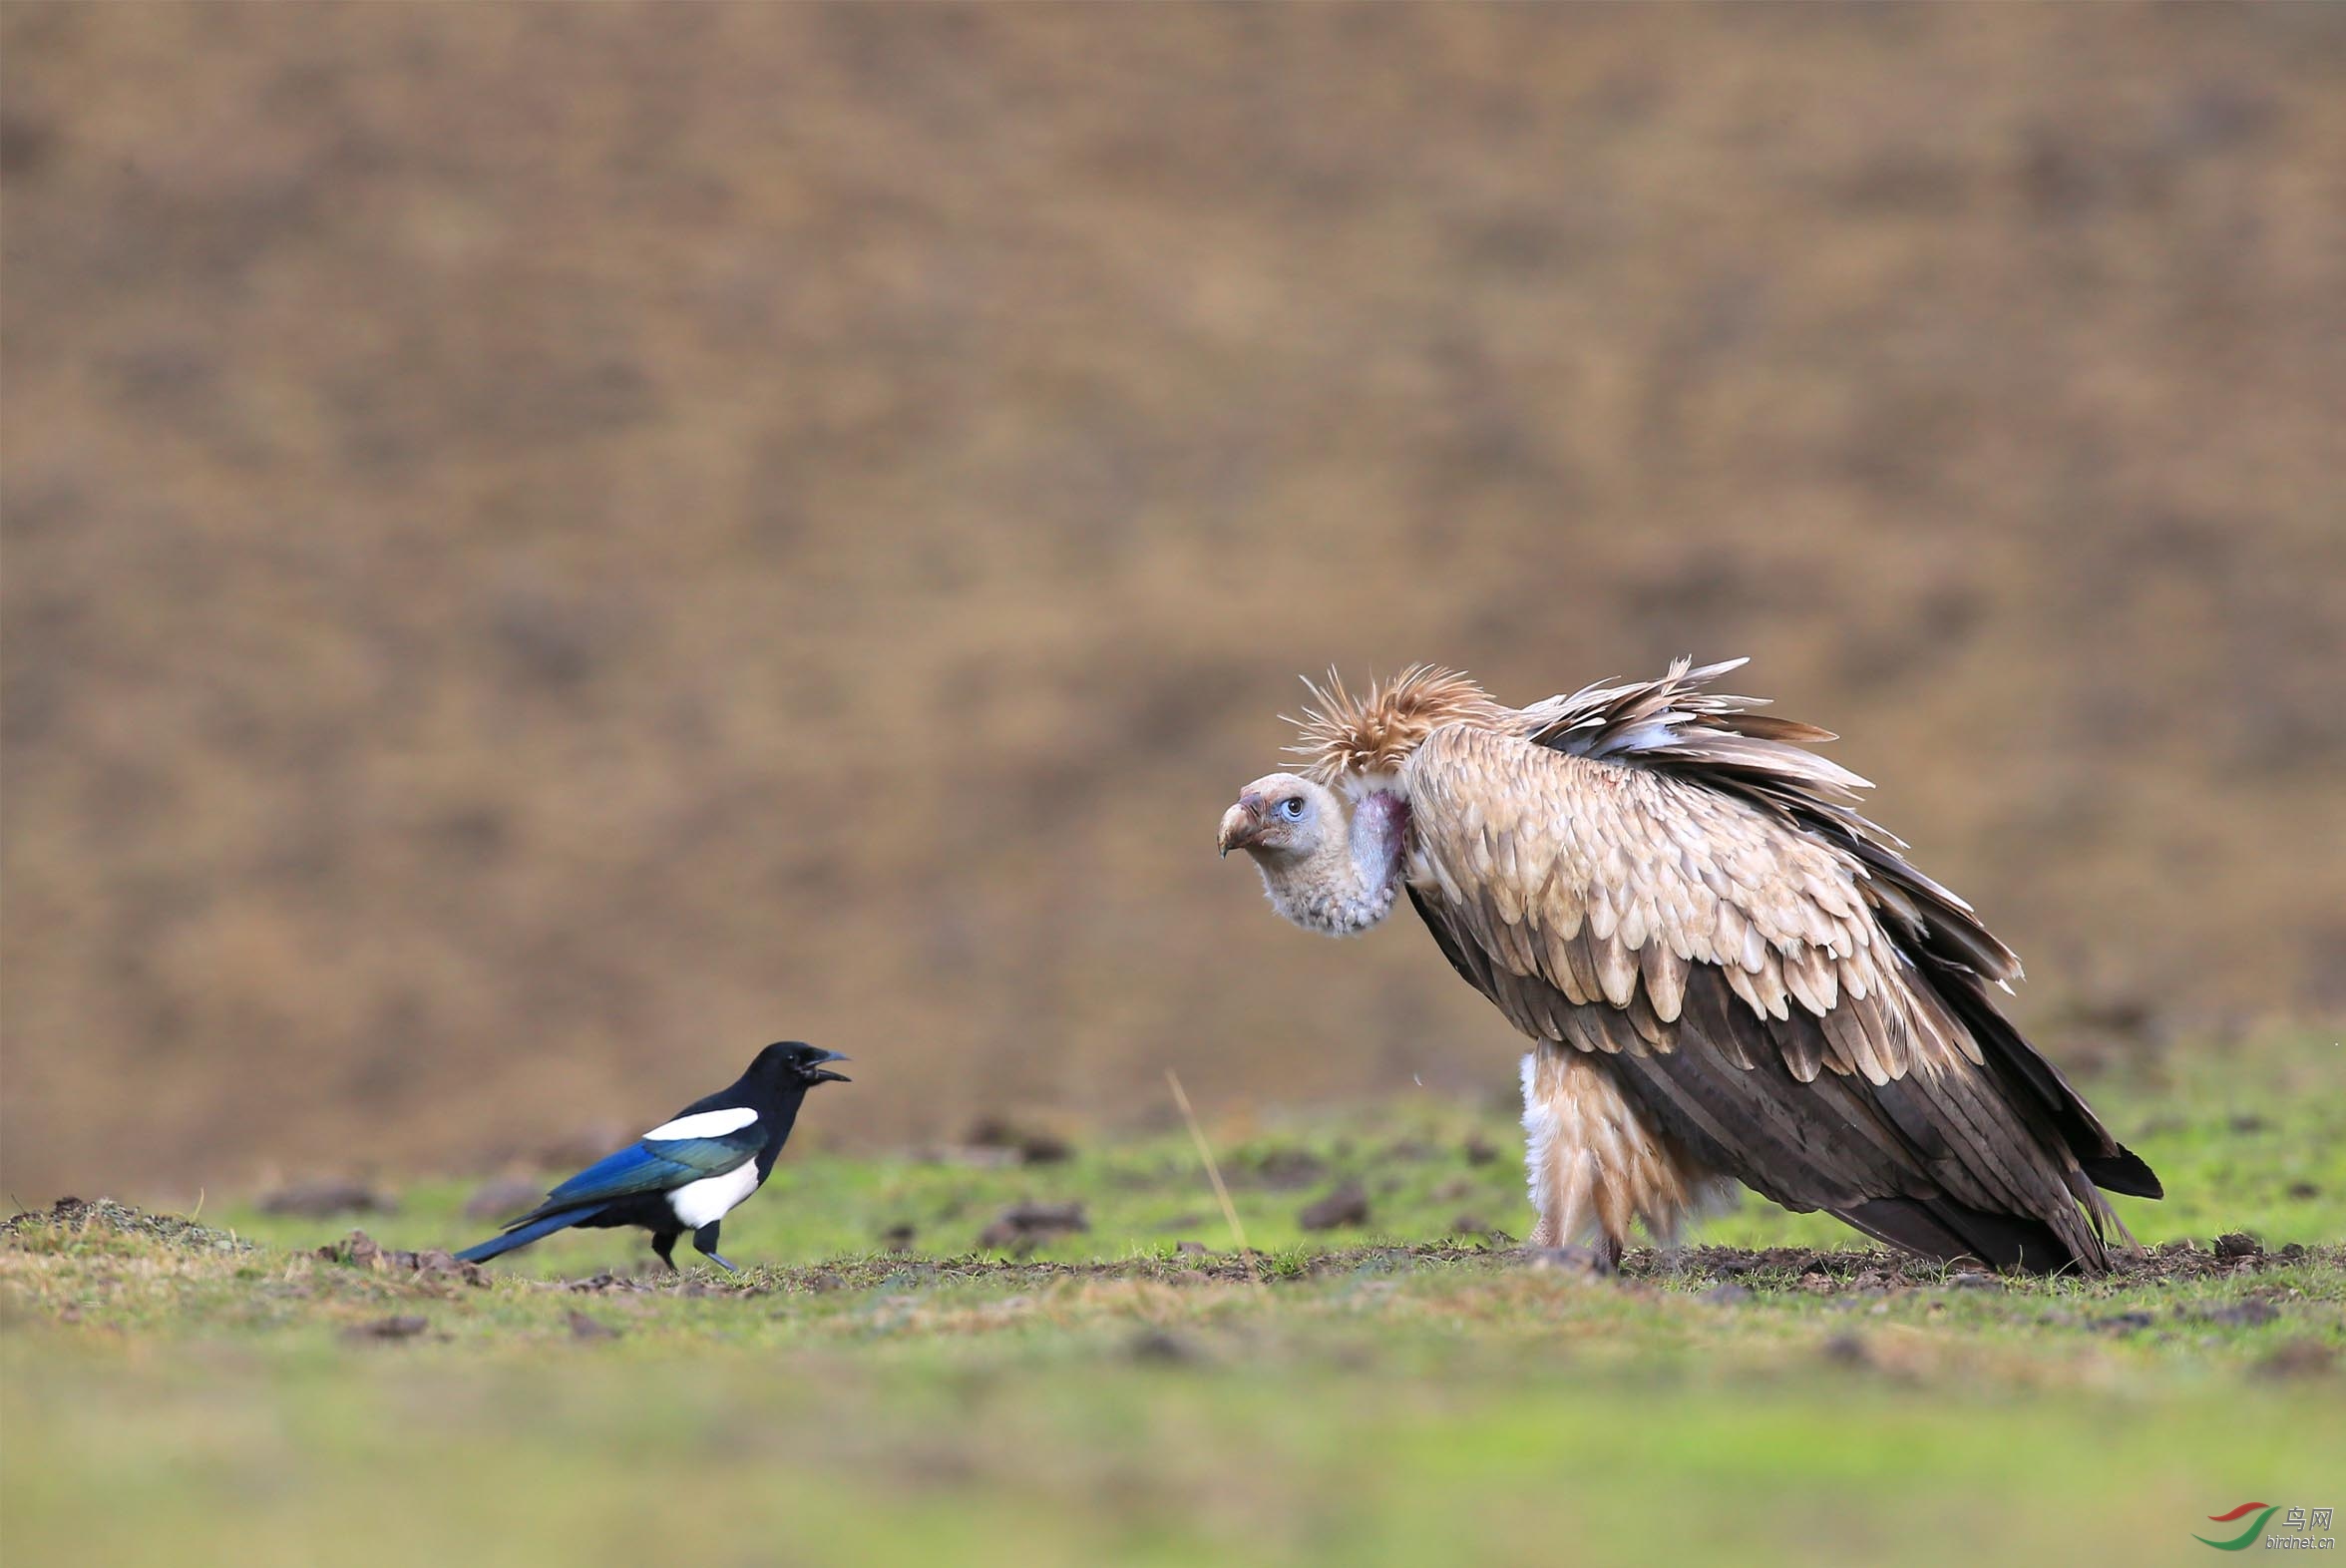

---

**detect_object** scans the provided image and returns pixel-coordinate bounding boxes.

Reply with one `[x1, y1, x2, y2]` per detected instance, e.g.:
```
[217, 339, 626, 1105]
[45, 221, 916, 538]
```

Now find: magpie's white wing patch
[642, 1106, 759, 1142]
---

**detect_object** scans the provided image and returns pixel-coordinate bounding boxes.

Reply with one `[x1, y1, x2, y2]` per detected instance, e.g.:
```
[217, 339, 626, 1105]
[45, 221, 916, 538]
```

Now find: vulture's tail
[1838, 1195, 2094, 1275]
[1932, 969, 2163, 1201]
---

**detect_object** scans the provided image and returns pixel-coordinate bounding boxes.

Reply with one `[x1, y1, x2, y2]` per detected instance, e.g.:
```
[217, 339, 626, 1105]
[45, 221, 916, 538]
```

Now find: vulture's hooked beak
[1218, 794, 1265, 857]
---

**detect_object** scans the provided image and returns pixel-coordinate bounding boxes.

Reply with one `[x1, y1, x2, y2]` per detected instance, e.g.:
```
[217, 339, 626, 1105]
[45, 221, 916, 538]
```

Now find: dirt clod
[4, 1196, 250, 1254]
[2213, 1232, 2263, 1259]
[2201, 1298, 2280, 1328]
[2255, 1340, 2337, 1380]
[978, 1202, 1088, 1253]
[1519, 1246, 1614, 1278]
[567, 1310, 621, 1342]
[1244, 1148, 1329, 1191]
[329, 1231, 383, 1267]
[1299, 1181, 1370, 1231]
[1127, 1329, 1199, 1365]
[315, 1230, 487, 1286]
[344, 1315, 430, 1342]
[966, 1116, 1074, 1165]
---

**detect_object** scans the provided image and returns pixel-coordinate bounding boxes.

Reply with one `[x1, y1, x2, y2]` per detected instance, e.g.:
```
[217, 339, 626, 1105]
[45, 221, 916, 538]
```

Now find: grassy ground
[5, 1029, 2342, 1567]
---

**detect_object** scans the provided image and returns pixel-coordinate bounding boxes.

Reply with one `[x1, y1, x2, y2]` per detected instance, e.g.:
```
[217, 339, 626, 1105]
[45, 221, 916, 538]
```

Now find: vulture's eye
[1275, 797, 1307, 821]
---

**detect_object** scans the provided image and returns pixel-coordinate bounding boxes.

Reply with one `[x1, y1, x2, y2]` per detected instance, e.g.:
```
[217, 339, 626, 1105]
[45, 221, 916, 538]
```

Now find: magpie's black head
[749, 1040, 851, 1088]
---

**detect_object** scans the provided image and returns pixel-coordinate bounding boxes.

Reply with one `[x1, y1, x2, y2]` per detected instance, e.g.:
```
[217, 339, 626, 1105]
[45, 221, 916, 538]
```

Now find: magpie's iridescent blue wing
[512, 1107, 765, 1219]
[537, 1138, 752, 1207]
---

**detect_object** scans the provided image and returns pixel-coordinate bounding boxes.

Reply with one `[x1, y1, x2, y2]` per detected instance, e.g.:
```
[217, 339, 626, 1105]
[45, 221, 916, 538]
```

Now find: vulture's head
[1217, 772, 1332, 858]
[1218, 772, 1407, 937]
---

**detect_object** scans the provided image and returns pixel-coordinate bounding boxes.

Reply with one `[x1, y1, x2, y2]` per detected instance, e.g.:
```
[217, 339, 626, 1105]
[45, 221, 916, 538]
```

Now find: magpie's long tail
[453, 1205, 603, 1264]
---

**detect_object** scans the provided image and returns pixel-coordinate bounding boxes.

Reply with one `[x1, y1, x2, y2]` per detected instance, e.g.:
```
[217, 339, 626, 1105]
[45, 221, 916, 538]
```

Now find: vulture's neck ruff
[1288, 665, 1507, 784]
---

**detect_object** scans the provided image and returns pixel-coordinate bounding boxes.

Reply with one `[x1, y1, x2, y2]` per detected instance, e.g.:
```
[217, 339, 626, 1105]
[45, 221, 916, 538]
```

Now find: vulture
[1216, 657, 2159, 1273]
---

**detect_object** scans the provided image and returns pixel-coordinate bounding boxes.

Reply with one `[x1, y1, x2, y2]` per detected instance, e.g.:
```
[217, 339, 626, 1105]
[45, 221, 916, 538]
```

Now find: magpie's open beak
[809, 1050, 851, 1084]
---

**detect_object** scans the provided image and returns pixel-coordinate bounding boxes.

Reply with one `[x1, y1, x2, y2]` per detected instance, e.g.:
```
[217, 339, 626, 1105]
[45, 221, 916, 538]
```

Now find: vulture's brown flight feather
[1218, 658, 2158, 1273]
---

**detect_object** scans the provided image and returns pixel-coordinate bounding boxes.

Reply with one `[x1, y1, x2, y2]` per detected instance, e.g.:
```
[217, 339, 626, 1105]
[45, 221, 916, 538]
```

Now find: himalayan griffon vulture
[1217, 658, 2159, 1273]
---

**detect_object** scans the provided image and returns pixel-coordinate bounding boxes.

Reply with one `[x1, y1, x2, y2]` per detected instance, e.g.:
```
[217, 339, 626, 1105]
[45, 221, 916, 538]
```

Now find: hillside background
[4, 4, 2341, 1200]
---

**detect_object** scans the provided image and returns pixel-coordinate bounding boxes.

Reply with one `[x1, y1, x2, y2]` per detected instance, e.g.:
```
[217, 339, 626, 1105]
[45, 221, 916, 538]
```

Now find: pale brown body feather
[1249, 658, 2159, 1272]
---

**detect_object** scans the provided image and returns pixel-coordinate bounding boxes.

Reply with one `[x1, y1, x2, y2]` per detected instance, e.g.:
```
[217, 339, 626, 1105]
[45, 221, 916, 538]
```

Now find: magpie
[454, 1041, 849, 1272]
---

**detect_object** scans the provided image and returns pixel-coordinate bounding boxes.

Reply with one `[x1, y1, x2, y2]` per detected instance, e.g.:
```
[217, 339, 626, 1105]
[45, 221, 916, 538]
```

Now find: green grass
[5, 1029, 2343, 1567]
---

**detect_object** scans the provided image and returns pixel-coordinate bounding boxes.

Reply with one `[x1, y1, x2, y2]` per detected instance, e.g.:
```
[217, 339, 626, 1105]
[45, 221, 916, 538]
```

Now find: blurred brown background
[4, 5, 2342, 1200]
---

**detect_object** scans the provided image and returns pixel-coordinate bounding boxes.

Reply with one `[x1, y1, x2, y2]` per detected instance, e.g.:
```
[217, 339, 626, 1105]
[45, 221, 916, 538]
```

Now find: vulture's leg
[1521, 1046, 1601, 1249]
[1521, 1041, 1700, 1268]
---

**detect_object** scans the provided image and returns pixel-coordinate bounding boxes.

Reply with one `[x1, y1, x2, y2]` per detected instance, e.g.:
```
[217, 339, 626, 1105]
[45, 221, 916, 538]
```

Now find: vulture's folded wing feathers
[1400, 708, 2150, 1272]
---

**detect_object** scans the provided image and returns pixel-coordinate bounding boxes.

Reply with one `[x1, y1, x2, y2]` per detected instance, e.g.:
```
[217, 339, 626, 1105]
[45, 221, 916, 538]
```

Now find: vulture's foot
[1515, 1244, 1620, 1279]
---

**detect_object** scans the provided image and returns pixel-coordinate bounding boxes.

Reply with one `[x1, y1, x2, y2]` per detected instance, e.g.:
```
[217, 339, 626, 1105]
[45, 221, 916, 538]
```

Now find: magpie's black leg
[652, 1230, 681, 1273]
[693, 1222, 737, 1273]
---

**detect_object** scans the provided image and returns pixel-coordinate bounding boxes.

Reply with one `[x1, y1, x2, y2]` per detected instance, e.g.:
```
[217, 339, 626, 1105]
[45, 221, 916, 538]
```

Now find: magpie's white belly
[667, 1160, 760, 1229]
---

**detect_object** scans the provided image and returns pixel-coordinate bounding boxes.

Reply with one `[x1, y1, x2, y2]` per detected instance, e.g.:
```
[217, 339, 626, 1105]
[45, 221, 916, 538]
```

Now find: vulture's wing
[1401, 681, 2155, 1270]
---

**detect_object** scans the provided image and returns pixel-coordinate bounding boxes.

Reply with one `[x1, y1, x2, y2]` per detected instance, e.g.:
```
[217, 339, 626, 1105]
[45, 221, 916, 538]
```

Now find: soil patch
[3, 1197, 252, 1254]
